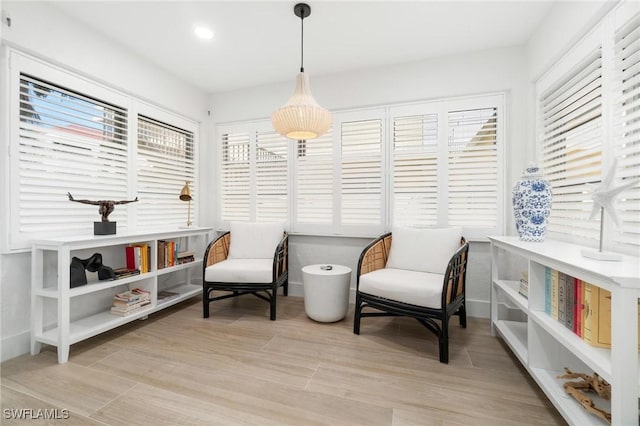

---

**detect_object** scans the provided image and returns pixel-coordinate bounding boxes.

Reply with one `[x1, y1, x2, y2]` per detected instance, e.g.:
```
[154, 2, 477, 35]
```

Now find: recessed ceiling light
[194, 26, 213, 40]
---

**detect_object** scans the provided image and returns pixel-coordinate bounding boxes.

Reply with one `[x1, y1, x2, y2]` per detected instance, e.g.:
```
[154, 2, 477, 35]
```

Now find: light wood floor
[1, 295, 565, 425]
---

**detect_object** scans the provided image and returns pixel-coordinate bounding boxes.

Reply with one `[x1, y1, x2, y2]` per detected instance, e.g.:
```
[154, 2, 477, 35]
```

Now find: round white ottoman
[302, 264, 352, 322]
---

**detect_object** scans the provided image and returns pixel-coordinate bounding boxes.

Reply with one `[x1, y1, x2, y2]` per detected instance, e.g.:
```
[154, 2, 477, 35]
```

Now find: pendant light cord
[300, 13, 304, 73]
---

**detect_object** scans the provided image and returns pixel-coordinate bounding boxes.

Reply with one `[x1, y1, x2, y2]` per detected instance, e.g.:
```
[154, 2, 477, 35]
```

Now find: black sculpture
[67, 192, 138, 222]
[67, 192, 138, 235]
[70, 253, 115, 287]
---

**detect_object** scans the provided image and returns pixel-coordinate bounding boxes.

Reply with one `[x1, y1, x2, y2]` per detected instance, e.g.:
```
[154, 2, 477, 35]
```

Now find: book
[582, 286, 640, 350]
[551, 269, 559, 320]
[545, 267, 551, 314]
[565, 273, 574, 331]
[557, 271, 566, 324]
[574, 278, 583, 337]
[113, 267, 141, 279]
[518, 271, 529, 298]
[125, 246, 136, 270]
[582, 282, 600, 346]
[110, 300, 151, 316]
[111, 299, 151, 312]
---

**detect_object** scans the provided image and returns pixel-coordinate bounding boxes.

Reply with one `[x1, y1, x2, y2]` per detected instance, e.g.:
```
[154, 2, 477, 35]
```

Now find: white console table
[31, 227, 212, 363]
[489, 236, 639, 425]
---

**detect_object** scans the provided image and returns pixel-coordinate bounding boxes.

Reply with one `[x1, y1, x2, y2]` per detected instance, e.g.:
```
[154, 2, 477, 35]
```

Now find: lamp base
[581, 249, 622, 262]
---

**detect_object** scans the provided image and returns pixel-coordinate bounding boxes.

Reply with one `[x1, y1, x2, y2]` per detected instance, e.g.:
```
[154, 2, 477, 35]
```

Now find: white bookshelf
[489, 236, 639, 426]
[31, 227, 212, 363]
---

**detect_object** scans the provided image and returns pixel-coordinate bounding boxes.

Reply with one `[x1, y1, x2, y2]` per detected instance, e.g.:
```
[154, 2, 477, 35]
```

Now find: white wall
[0, 1, 212, 361]
[210, 45, 531, 318]
[526, 1, 616, 82]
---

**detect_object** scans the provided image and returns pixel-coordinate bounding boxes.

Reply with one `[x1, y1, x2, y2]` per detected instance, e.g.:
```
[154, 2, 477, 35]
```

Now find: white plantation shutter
[255, 130, 289, 222]
[340, 117, 383, 227]
[391, 113, 438, 226]
[17, 74, 129, 243]
[540, 48, 603, 240]
[613, 13, 640, 250]
[137, 116, 196, 228]
[220, 131, 251, 222]
[448, 107, 498, 228]
[295, 131, 333, 226]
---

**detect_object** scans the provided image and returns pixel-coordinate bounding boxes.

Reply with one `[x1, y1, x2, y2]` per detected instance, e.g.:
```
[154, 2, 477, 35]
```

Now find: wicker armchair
[353, 228, 469, 363]
[202, 223, 288, 321]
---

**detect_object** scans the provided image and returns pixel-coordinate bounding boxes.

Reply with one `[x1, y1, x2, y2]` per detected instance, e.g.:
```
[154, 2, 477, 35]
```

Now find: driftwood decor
[557, 368, 612, 423]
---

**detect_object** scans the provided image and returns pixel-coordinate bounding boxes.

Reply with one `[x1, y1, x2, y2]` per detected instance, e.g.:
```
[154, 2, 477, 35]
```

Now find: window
[7, 51, 199, 250]
[294, 131, 333, 230]
[613, 12, 640, 250]
[137, 116, 196, 228]
[220, 129, 251, 222]
[218, 94, 503, 239]
[391, 110, 438, 227]
[219, 123, 290, 224]
[537, 4, 640, 255]
[539, 48, 603, 241]
[16, 74, 129, 247]
[389, 96, 502, 238]
[338, 111, 384, 233]
[447, 107, 499, 228]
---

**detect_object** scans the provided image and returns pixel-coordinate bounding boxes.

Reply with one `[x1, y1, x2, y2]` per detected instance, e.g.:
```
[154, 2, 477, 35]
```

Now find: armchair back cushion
[228, 221, 285, 259]
[385, 226, 462, 274]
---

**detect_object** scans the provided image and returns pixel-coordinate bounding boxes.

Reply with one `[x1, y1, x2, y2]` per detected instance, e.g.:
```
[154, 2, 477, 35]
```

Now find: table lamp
[179, 181, 192, 227]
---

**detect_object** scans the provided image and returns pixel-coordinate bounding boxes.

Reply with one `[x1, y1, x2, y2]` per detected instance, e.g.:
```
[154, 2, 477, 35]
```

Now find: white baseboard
[285, 281, 490, 319]
[1, 330, 31, 362]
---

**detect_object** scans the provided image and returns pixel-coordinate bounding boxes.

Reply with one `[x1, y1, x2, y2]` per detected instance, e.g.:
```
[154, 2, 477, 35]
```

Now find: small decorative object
[512, 164, 552, 242]
[69, 253, 115, 287]
[581, 160, 639, 262]
[320, 265, 333, 271]
[558, 368, 611, 423]
[179, 181, 193, 228]
[67, 192, 138, 235]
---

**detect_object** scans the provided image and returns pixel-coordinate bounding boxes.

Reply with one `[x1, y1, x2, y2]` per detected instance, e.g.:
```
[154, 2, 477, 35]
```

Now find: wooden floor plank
[1, 296, 566, 425]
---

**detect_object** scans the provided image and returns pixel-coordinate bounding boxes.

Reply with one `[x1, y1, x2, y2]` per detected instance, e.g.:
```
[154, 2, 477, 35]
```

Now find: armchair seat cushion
[205, 259, 273, 284]
[358, 268, 443, 309]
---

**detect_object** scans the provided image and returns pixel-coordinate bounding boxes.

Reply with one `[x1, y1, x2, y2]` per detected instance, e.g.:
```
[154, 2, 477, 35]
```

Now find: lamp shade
[179, 181, 192, 201]
[271, 73, 331, 140]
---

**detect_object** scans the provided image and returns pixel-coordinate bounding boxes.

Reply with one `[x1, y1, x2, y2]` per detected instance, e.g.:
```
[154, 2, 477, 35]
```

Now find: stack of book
[125, 244, 151, 273]
[112, 267, 141, 279]
[110, 288, 151, 317]
[158, 240, 177, 269]
[518, 271, 529, 298]
[177, 251, 195, 265]
[545, 267, 640, 350]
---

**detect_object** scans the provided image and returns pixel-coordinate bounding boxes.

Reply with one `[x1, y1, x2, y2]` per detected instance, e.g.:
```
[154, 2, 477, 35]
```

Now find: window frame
[4, 49, 200, 252]
[217, 93, 505, 240]
[535, 2, 640, 256]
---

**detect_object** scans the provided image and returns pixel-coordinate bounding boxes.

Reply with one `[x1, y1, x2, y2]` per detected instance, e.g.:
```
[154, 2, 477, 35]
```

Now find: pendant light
[271, 3, 331, 140]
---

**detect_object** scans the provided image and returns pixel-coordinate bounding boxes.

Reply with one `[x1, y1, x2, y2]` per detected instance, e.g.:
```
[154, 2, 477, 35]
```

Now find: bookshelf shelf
[489, 236, 639, 426]
[157, 258, 203, 276]
[494, 319, 528, 364]
[31, 227, 212, 364]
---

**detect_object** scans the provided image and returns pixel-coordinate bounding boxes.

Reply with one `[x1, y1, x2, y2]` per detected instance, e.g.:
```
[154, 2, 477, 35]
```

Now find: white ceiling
[50, 1, 555, 94]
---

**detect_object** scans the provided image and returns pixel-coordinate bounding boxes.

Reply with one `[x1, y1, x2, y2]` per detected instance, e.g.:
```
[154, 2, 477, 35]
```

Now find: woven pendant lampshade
[271, 3, 331, 140]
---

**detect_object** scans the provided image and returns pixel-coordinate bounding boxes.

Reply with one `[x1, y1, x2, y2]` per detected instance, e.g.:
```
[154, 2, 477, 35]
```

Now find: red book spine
[125, 246, 135, 270]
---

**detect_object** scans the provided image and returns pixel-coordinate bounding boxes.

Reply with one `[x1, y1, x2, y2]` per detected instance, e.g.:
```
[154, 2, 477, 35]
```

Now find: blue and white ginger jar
[512, 165, 552, 242]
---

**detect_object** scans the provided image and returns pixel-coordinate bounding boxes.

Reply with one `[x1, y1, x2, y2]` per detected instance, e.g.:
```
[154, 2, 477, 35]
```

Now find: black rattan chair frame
[202, 231, 289, 321]
[353, 233, 469, 363]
